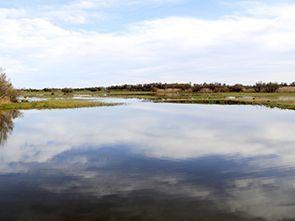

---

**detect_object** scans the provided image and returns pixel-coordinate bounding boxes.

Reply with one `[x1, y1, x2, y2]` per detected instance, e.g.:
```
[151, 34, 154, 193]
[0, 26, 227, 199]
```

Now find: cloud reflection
[1, 101, 295, 220]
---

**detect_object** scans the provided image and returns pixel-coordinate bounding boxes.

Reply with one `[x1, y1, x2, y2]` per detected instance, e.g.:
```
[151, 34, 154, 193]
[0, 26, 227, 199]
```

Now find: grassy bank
[0, 99, 115, 110]
[157, 98, 295, 110]
[152, 92, 295, 110]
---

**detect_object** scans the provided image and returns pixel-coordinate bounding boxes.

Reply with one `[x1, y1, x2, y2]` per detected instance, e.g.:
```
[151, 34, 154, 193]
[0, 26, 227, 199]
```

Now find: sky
[0, 0, 295, 88]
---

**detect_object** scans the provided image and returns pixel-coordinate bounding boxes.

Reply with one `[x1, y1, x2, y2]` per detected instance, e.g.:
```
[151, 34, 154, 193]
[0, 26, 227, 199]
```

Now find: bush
[229, 84, 245, 92]
[43, 88, 53, 92]
[254, 82, 279, 93]
[0, 70, 19, 103]
[61, 88, 74, 94]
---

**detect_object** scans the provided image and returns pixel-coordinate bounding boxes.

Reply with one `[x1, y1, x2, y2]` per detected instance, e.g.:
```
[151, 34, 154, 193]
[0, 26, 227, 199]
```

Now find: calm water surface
[1, 99, 295, 221]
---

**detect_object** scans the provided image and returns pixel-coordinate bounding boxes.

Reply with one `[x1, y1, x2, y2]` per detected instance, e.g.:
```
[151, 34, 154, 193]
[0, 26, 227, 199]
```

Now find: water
[0, 100, 295, 221]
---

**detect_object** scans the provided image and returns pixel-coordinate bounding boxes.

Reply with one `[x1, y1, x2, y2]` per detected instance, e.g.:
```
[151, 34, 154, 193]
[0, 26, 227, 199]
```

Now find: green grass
[157, 98, 295, 110]
[0, 99, 116, 110]
[152, 92, 295, 110]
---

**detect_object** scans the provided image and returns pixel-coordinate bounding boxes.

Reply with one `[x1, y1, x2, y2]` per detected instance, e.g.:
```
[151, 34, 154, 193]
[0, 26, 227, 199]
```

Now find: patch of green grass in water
[0, 99, 116, 110]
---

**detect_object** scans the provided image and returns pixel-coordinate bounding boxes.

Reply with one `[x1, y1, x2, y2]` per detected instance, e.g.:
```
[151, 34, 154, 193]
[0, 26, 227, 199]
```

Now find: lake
[1, 99, 295, 221]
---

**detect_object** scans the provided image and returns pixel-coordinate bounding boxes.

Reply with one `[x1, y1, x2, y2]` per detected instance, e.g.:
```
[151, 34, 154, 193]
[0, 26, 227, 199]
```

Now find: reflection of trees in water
[0, 110, 22, 146]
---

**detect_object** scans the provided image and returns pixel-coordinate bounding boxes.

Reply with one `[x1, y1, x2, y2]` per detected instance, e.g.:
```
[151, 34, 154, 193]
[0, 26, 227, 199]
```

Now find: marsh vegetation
[2, 68, 295, 111]
[0, 99, 116, 110]
[20, 83, 295, 111]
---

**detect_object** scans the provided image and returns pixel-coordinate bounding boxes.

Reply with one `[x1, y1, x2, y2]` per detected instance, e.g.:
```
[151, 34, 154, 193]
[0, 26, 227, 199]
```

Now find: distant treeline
[107, 82, 295, 93]
[23, 87, 103, 93]
[22, 82, 295, 93]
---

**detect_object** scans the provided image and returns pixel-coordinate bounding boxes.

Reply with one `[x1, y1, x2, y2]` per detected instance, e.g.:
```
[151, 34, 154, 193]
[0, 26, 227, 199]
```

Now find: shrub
[61, 88, 74, 94]
[0, 70, 19, 103]
[229, 84, 245, 92]
[254, 82, 279, 93]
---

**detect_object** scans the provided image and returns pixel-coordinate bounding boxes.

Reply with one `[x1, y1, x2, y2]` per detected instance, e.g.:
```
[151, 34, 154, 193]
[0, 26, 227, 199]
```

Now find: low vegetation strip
[0, 99, 116, 110]
[155, 97, 295, 110]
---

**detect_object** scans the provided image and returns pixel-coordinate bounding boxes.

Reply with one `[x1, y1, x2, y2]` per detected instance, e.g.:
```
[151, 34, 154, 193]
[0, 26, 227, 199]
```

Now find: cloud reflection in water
[0, 102, 295, 220]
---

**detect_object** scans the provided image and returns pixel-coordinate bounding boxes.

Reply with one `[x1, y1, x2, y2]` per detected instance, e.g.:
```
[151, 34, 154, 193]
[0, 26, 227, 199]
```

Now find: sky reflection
[0, 102, 295, 220]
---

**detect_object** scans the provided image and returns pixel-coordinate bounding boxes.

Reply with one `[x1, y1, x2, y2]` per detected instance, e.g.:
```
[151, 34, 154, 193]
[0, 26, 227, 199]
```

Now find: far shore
[17, 89, 295, 111]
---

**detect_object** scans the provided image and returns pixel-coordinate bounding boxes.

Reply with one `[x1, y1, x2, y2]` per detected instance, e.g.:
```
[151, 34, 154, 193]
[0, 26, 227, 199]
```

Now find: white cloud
[1, 2, 295, 87]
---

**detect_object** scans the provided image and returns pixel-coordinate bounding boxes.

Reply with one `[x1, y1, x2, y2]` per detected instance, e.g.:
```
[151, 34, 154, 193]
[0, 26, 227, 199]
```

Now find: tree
[0, 69, 19, 102]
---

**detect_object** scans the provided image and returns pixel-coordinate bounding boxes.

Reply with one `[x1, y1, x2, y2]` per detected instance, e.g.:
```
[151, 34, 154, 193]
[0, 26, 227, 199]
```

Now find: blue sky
[0, 0, 236, 32]
[0, 0, 295, 88]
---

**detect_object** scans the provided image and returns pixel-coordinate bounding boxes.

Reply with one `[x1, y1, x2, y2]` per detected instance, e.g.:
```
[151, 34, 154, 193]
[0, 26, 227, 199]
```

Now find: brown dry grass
[278, 87, 295, 93]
